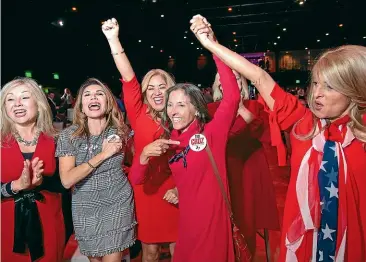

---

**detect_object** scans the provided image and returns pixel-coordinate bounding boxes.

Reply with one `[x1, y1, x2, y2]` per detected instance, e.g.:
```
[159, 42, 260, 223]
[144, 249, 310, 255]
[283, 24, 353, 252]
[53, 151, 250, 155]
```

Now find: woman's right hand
[101, 138, 123, 160]
[140, 139, 180, 164]
[12, 160, 31, 192]
[101, 18, 119, 41]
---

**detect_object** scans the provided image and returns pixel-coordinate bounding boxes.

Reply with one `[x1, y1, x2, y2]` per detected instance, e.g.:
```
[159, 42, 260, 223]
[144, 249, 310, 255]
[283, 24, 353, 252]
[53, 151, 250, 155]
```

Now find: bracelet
[111, 50, 125, 56]
[87, 161, 96, 169]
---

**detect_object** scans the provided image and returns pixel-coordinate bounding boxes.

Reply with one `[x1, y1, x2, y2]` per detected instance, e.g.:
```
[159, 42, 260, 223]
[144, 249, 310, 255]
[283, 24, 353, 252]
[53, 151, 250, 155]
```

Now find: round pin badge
[189, 134, 207, 152]
[107, 134, 120, 142]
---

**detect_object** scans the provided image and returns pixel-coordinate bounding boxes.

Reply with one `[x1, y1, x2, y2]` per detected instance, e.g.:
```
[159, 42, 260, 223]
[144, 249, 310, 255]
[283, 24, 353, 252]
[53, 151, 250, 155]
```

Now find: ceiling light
[184, 36, 187, 39]
[283, 28, 286, 31]
[339, 24, 343, 27]
[71, 7, 77, 11]
[317, 39, 320, 42]
[325, 33, 329, 36]
[274, 42, 277, 45]
[161, 14, 164, 18]
[58, 20, 64, 26]
[138, 40, 142, 42]
[363, 36, 366, 39]
[160, 49, 163, 52]
[234, 39, 237, 42]
[277, 36, 280, 39]
[299, 1, 304, 5]
[191, 42, 193, 44]
[235, 44, 238, 47]
[151, 46, 154, 48]
[169, 56, 172, 58]
[228, 7, 232, 12]
[233, 32, 236, 35]
[305, 47, 308, 50]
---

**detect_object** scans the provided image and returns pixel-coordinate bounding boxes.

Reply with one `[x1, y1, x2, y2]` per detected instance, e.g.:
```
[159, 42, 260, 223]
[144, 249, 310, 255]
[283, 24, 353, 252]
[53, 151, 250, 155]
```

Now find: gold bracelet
[87, 161, 96, 169]
[111, 50, 125, 56]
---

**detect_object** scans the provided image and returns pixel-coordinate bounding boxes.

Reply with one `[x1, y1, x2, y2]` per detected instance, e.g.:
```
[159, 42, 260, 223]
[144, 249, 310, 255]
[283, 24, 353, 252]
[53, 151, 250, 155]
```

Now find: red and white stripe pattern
[285, 120, 354, 261]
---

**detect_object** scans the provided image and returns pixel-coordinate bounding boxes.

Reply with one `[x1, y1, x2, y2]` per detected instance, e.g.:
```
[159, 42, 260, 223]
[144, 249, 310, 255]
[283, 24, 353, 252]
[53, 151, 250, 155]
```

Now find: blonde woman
[208, 70, 280, 255]
[192, 15, 366, 261]
[56, 78, 136, 262]
[1, 77, 65, 262]
[102, 18, 179, 262]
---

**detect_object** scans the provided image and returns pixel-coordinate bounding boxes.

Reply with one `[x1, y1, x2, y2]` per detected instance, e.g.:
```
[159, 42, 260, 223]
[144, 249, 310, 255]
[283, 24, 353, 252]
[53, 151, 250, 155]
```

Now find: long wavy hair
[293, 45, 366, 143]
[141, 69, 176, 120]
[1, 77, 56, 146]
[161, 83, 212, 138]
[72, 78, 128, 141]
[212, 71, 249, 101]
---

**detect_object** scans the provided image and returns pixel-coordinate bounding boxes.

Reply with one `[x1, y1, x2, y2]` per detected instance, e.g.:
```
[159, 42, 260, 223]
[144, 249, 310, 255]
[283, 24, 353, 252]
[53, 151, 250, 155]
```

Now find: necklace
[13, 130, 41, 146]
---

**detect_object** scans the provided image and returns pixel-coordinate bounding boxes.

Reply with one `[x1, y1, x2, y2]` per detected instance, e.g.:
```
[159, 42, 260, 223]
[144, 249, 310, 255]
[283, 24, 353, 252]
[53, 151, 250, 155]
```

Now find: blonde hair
[140, 69, 175, 119]
[72, 78, 128, 141]
[293, 45, 366, 142]
[1, 77, 56, 146]
[212, 72, 249, 101]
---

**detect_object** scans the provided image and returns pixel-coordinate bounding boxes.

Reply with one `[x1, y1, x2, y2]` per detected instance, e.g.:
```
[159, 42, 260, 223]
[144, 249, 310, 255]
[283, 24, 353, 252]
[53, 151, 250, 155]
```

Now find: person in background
[209, 69, 280, 255]
[102, 18, 179, 262]
[47, 92, 58, 120]
[61, 88, 74, 109]
[1, 77, 66, 262]
[56, 78, 136, 262]
[196, 14, 366, 261]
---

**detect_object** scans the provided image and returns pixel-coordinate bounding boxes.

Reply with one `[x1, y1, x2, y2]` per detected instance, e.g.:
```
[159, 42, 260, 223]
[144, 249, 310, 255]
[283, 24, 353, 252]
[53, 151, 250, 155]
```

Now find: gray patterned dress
[56, 125, 136, 257]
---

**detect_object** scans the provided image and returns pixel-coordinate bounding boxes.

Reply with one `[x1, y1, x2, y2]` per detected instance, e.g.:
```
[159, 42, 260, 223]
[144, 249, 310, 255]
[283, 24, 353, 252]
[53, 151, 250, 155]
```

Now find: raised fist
[102, 18, 119, 40]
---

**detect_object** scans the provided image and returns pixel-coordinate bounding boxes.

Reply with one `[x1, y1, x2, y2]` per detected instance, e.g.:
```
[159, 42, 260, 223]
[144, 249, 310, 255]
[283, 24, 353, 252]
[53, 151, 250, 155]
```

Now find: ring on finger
[36, 174, 42, 178]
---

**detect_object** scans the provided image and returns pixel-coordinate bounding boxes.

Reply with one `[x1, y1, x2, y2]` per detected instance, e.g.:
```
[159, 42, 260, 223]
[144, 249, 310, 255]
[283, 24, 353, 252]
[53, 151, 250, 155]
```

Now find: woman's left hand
[31, 157, 44, 186]
[163, 187, 179, 204]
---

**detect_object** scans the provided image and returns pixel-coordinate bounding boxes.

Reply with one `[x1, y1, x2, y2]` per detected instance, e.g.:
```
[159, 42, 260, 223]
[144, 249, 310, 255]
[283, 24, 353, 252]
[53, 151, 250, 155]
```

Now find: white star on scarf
[329, 145, 337, 157]
[320, 161, 328, 172]
[329, 255, 335, 261]
[325, 168, 338, 186]
[322, 223, 336, 241]
[319, 250, 324, 261]
[325, 182, 339, 198]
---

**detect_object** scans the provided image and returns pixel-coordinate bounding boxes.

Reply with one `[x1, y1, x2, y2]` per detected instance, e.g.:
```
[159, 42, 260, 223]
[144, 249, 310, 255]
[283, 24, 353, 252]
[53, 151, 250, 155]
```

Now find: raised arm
[190, 15, 276, 110]
[102, 18, 144, 127]
[102, 18, 135, 82]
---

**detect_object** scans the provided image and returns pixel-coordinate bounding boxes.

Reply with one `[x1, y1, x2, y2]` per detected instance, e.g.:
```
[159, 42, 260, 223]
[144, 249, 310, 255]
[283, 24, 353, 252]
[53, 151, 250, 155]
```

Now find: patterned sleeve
[55, 126, 77, 157]
[1, 182, 17, 199]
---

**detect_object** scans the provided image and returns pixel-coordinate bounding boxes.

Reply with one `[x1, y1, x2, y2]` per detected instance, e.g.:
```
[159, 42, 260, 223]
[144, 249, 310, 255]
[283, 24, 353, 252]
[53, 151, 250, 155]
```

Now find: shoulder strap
[204, 134, 234, 221]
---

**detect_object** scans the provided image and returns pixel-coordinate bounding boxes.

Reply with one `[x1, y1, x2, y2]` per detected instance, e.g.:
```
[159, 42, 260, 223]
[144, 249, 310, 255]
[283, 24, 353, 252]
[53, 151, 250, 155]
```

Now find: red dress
[260, 84, 366, 261]
[131, 56, 240, 261]
[122, 76, 179, 243]
[208, 99, 280, 254]
[1, 133, 65, 262]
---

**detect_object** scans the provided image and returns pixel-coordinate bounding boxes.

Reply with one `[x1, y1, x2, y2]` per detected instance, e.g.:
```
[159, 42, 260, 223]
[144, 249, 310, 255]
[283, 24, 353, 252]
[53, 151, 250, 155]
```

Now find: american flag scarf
[285, 116, 354, 262]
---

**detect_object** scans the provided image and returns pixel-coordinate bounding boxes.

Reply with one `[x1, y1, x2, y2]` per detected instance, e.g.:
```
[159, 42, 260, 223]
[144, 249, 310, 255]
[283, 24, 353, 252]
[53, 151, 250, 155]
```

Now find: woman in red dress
[1, 78, 65, 262]
[102, 18, 179, 261]
[130, 23, 242, 261]
[208, 72, 280, 255]
[197, 14, 366, 262]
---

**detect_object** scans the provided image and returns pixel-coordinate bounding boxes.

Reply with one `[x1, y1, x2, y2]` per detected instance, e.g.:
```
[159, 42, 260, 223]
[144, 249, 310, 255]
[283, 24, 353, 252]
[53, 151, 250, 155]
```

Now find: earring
[195, 111, 199, 117]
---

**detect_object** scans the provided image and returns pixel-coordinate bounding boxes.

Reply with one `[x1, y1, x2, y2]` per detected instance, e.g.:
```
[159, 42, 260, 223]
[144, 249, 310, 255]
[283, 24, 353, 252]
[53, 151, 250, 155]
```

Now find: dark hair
[161, 83, 212, 138]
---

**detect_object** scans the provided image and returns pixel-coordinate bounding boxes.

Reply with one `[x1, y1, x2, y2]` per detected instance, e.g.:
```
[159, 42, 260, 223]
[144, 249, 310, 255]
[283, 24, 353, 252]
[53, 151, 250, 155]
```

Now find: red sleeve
[128, 157, 149, 185]
[207, 55, 241, 138]
[258, 84, 308, 166]
[121, 76, 144, 130]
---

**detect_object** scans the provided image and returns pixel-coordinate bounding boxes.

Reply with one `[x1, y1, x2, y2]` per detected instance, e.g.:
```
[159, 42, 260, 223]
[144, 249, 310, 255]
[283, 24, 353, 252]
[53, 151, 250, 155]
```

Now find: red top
[1, 134, 65, 262]
[260, 84, 366, 261]
[207, 100, 280, 254]
[121, 76, 179, 243]
[131, 56, 240, 262]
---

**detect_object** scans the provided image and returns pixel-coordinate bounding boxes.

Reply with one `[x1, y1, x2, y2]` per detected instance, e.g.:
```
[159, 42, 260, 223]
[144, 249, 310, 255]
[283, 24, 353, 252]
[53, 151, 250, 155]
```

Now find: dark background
[2, 0, 365, 94]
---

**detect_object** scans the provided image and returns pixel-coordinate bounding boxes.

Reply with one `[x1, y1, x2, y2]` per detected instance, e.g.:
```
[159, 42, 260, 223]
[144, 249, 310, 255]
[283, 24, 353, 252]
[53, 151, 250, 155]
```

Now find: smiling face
[81, 84, 108, 119]
[167, 89, 197, 132]
[145, 75, 168, 112]
[5, 84, 38, 127]
[310, 74, 351, 120]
